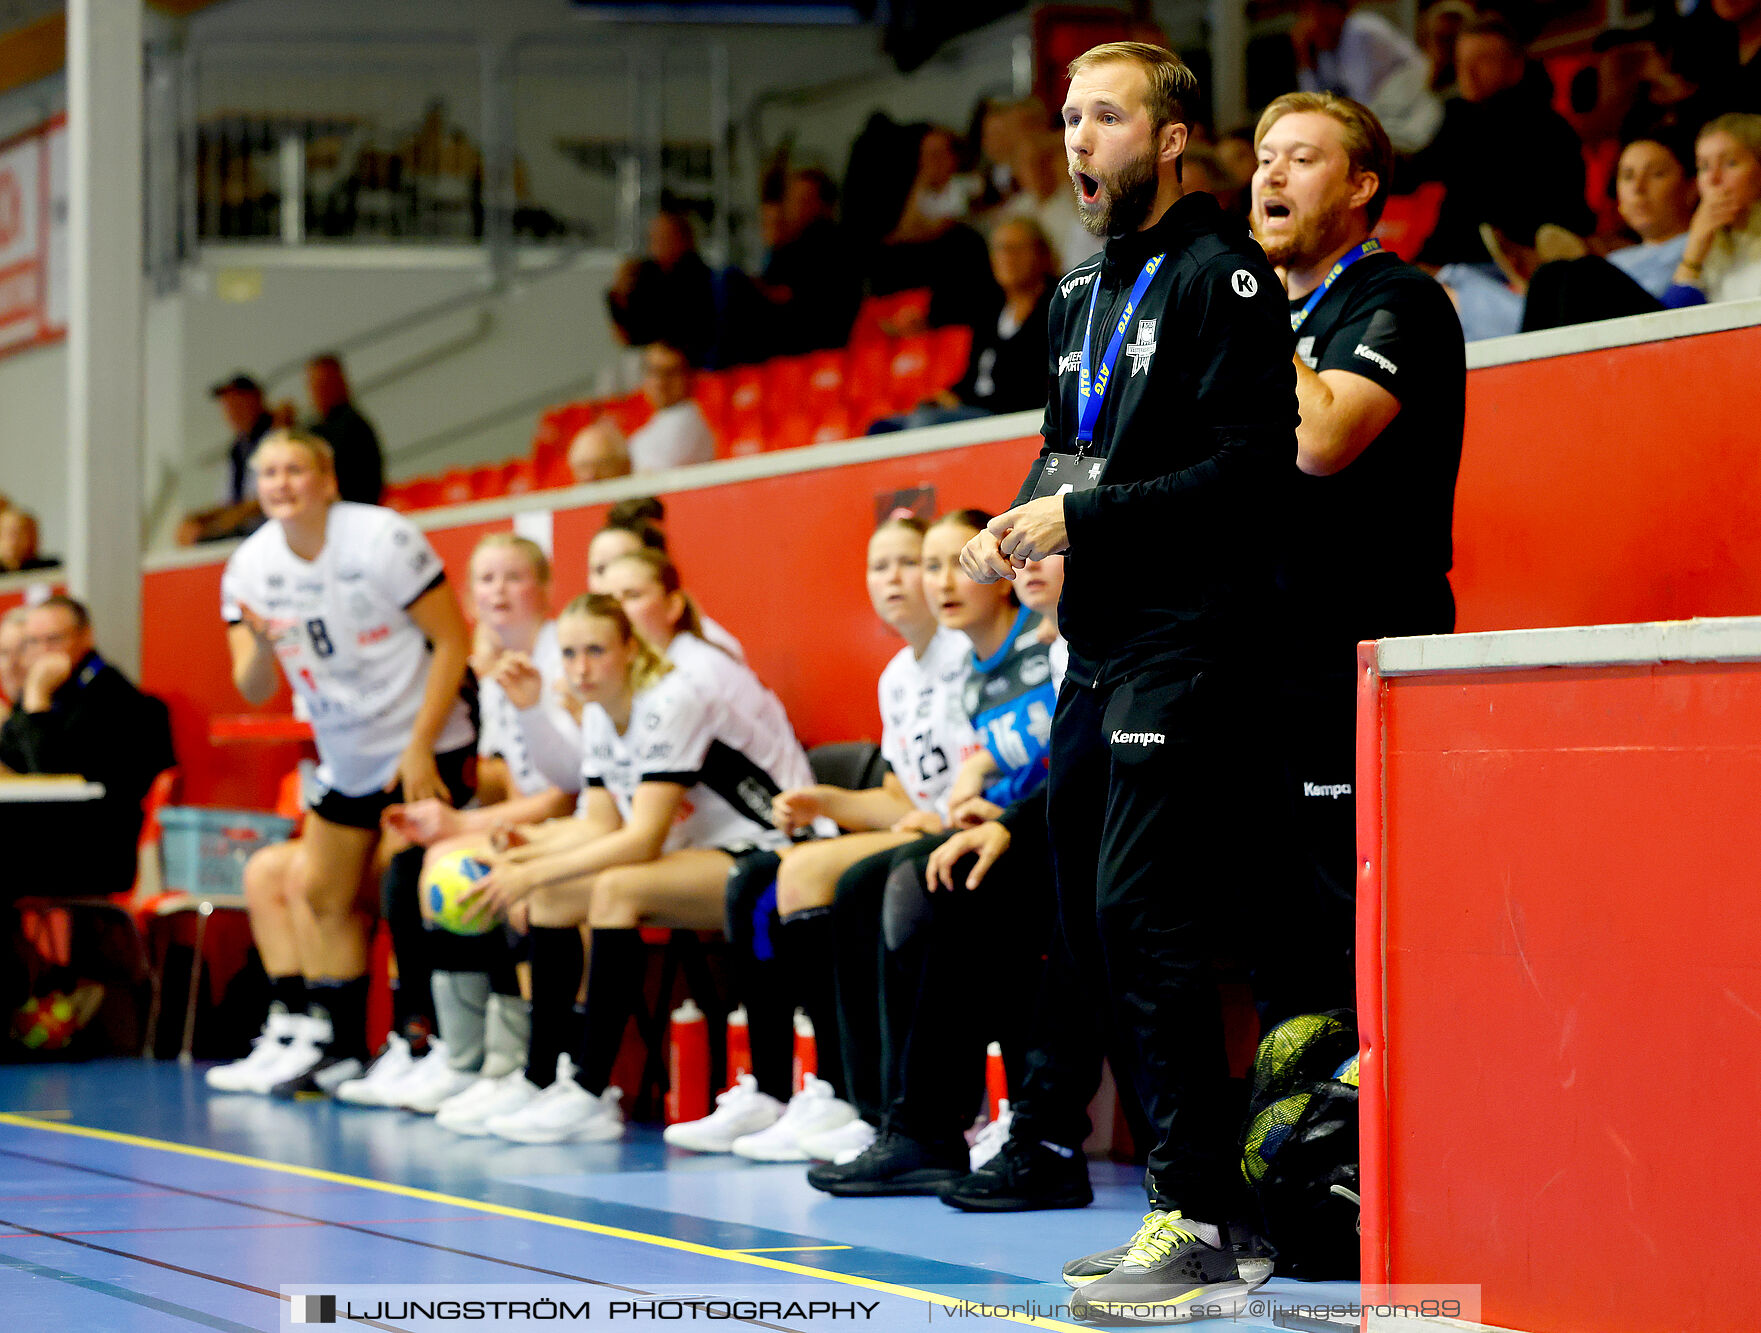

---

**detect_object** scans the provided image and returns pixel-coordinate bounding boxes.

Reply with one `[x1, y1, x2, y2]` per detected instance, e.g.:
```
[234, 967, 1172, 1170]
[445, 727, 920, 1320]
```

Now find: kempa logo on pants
[1111, 730, 1165, 745]
[1303, 781, 1352, 798]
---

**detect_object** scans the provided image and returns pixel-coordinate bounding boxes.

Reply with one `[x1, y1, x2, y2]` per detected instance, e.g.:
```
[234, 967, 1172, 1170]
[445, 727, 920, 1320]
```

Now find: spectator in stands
[1442, 134, 1700, 339]
[1418, 0, 1473, 98]
[870, 127, 1003, 334]
[1414, 16, 1595, 269]
[605, 210, 717, 367]
[1699, 0, 1761, 114]
[304, 354, 385, 506]
[1665, 112, 1761, 306]
[0, 606, 26, 722]
[1, 595, 176, 1007]
[969, 98, 1044, 216]
[566, 418, 633, 484]
[869, 219, 1056, 432]
[0, 508, 56, 572]
[177, 373, 273, 545]
[1180, 144, 1242, 213]
[1007, 130, 1094, 269]
[1292, 0, 1443, 153]
[757, 169, 861, 354]
[626, 342, 716, 473]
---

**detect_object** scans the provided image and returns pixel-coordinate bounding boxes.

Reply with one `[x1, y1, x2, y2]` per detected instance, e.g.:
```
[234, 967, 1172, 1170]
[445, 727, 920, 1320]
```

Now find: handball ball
[422, 849, 497, 935]
[12, 993, 79, 1051]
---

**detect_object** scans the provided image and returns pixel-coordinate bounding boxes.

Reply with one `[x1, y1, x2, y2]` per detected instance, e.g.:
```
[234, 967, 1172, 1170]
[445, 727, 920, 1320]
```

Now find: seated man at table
[0, 596, 175, 1006]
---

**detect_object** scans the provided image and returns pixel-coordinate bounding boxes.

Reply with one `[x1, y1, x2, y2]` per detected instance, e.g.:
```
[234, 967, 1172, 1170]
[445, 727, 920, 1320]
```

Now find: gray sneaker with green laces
[1065, 1211, 1271, 1325]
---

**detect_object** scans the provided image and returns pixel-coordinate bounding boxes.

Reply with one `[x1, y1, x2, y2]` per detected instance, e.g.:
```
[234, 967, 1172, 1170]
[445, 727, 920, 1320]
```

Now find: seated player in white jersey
[696, 515, 981, 1163]
[206, 430, 475, 1099]
[350, 534, 578, 1120]
[455, 594, 810, 1144]
[598, 549, 797, 743]
[586, 511, 743, 660]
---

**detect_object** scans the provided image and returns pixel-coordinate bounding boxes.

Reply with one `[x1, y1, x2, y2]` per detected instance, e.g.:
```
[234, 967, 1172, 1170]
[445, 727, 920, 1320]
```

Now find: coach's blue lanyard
[1077, 253, 1165, 447]
[1289, 239, 1382, 334]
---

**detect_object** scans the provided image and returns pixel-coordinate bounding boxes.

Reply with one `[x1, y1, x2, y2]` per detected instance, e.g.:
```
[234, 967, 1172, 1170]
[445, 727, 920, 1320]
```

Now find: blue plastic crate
[158, 806, 297, 901]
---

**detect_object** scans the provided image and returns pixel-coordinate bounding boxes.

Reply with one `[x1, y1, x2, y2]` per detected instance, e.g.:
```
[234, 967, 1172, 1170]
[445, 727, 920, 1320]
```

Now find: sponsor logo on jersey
[267, 574, 284, 589]
[1018, 654, 1051, 686]
[1296, 335, 1318, 369]
[1058, 351, 1083, 374]
[356, 624, 391, 647]
[1354, 343, 1397, 375]
[1126, 320, 1157, 376]
[1231, 269, 1259, 298]
[1111, 729, 1165, 745]
[1060, 268, 1098, 299]
[336, 566, 364, 582]
[1303, 781, 1353, 799]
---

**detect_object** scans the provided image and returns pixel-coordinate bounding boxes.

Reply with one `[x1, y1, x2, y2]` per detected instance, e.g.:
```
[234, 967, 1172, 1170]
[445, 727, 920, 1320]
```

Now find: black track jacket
[1011, 191, 1296, 689]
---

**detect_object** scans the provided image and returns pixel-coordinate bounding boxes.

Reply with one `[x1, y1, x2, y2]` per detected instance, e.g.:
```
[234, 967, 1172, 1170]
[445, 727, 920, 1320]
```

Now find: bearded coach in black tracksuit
[960, 42, 1297, 1325]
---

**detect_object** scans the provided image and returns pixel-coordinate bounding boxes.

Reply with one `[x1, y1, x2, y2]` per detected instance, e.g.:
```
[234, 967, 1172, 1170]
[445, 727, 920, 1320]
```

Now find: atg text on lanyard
[1289, 238, 1382, 334]
[1077, 254, 1166, 447]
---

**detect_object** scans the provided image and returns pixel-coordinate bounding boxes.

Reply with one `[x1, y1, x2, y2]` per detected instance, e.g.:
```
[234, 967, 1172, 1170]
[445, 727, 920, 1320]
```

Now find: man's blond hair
[1066, 42, 1200, 135]
[1254, 91, 1395, 227]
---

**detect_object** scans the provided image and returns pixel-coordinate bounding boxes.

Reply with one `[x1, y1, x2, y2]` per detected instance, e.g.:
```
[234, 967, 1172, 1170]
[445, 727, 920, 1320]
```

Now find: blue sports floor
[0, 1060, 1357, 1331]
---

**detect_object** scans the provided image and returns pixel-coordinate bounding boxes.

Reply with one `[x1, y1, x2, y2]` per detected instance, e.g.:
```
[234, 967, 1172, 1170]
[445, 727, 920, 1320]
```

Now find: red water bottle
[985, 1040, 1008, 1122]
[725, 1004, 752, 1090]
[791, 1008, 817, 1093]
[666, 998, 709, 1124]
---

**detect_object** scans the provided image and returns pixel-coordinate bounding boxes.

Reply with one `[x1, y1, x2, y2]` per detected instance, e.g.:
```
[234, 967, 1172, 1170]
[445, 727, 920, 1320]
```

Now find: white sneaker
[334, 1034, 416, 1106]
[437, 1069, 542, 1136]
[732, 1075, 857, 1161]
[662, 1074, 784, 1154]
[969, 1100, 1013, 1171]
[248, 1013, 329, 1095]
[385, 1041, 478, 1114]
[485, 1056, 624, 1144]
[205, 1009, 301, 1093]
[799, 1116, 876, 1164]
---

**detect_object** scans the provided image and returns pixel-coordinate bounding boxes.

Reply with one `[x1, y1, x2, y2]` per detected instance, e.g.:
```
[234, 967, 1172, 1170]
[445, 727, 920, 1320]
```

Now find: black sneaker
[271, 1053, 365, 1101]
[805, 1130, 966, 1197]
[941, 1136, 1094, 1212]
[1067, 1211, 1269, 1325]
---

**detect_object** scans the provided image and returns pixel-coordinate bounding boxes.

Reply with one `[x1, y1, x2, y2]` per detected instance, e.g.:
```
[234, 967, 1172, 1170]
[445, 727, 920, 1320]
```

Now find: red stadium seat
[725, 418, 767, 458]
[768, 409, 813, 453]
[439, 468, 474, 506]
[694, 370, 733, 442]
[1372, 182, 1444, 262]
[845, 339, 891, 422]
[886, 334, 934, 414]
[468, 464, 503, 500]
[803, 350, 847, 414]
[401, 477, 444, 510]
[502, 457, 537, 496]
[852, 288, 932, 341]
[381, 482, 414, 512]
[929, 325, 973, 391]
[811, 402, 856, 445]
[535, 444, 575, 490]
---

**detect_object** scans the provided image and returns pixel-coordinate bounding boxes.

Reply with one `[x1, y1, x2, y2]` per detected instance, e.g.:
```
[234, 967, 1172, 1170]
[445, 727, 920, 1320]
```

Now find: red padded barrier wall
[1452, 325, 1761, 632]
[1359, 655, 1761, 1333]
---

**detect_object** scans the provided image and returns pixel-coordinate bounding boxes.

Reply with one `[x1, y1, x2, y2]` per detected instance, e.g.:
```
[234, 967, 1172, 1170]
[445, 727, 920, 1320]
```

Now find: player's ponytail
[561, 592, 672, 693]
[603, 548, 715, 647]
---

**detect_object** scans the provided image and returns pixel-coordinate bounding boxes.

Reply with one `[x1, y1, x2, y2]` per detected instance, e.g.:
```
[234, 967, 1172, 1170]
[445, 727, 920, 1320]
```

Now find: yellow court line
[0, 1112, 1084, 1330]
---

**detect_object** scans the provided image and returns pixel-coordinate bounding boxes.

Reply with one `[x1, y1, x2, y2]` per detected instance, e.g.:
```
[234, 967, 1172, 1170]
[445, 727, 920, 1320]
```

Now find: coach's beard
[1073, 147, 1160, 237]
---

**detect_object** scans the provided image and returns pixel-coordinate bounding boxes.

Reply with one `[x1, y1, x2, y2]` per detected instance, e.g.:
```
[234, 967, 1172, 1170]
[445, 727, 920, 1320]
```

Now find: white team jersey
[478, 621, 578, 797]
[668, 632, 831, 837]
[576, 667, 793, 854]
[878, 627, 982, 819]
[221, 502, 476, 797]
